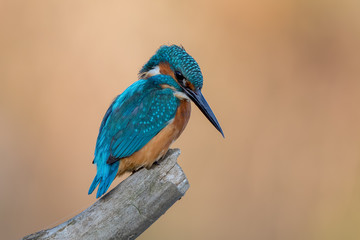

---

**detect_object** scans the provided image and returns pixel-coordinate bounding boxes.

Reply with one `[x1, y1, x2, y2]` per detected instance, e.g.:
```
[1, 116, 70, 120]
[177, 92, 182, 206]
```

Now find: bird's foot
[131, 166, 144, 175]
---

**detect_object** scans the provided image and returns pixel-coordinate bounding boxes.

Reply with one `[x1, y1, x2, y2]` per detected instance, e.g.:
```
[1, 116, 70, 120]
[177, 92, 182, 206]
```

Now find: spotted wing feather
[107, 88, 179, 163]
[89, 78, 179, 198]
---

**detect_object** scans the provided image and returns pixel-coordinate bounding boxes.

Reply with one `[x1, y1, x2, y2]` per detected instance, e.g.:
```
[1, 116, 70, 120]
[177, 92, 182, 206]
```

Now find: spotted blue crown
[140, 45, 203, 89]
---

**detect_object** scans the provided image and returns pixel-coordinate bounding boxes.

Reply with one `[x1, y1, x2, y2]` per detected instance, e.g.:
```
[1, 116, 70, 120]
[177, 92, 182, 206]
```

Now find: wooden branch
[23, 149, 189, 240]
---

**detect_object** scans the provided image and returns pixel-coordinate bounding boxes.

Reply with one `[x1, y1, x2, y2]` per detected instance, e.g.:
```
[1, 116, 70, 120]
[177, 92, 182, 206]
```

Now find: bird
[88, 45, 224, 198]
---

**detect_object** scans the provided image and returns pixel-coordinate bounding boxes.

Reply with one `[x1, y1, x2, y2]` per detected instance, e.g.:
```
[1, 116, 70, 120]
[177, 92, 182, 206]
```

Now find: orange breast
[117, 99, 191, 176]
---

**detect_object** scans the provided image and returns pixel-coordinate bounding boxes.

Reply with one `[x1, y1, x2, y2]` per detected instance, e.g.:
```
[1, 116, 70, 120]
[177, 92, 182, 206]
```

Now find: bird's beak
[183, 88, 224, 137]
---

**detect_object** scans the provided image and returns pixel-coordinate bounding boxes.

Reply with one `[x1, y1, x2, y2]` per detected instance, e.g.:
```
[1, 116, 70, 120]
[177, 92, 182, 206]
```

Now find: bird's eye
[175, 71, 184, 81]
[175, 71, 188, 87]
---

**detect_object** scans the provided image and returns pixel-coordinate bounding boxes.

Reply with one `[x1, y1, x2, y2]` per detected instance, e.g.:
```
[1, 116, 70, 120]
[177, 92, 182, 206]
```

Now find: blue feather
[139, 45, 203, 89]
[89, 75, 180, 198]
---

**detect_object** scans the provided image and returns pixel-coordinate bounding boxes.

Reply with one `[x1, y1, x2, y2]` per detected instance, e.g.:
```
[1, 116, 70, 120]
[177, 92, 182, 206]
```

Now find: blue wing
[108, 87, 179, 160]
[89, 78, 179, 198]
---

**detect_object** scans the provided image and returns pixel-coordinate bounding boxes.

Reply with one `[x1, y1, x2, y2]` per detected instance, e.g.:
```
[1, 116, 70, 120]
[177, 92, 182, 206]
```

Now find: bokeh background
[1, 0, 360, 239]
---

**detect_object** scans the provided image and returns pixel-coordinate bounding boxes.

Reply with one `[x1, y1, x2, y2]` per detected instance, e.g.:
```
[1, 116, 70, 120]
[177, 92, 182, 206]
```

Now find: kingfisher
[88, 45, 224, 198]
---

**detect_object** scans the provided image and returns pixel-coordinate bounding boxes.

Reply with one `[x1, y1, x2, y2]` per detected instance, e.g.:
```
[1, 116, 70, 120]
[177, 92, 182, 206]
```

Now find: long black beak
[183, 88, 224, 137]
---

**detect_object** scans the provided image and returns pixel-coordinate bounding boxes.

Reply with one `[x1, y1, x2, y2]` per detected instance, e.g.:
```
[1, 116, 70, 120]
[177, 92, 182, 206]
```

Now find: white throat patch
[143, 66, 160, 78]
[174, 91, 190, 100]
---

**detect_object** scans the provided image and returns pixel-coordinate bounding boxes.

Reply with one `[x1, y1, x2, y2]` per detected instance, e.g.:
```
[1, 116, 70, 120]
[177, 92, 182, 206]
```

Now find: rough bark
[23, 149, 188, 240]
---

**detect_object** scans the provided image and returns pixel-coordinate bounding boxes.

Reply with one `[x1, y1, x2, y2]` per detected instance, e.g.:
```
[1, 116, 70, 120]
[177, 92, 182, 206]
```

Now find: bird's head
[139, 45, 224, 137]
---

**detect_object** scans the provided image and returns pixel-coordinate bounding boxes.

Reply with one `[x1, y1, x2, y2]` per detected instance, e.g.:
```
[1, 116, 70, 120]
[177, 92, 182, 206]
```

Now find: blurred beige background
[1, 0, 360, 239]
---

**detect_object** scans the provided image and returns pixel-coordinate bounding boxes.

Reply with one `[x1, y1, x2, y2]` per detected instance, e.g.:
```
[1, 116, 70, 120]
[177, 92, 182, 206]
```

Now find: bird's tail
[88, 155, 120, 198]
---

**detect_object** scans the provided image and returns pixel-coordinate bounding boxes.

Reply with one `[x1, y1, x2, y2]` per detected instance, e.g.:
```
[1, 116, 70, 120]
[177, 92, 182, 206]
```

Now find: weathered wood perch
[23, 149, 188, 240]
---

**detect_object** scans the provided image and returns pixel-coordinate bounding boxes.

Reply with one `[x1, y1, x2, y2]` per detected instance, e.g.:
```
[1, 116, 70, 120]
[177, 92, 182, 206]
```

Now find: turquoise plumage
[89, 45, 223, 198]
[89, 76, 181, 198]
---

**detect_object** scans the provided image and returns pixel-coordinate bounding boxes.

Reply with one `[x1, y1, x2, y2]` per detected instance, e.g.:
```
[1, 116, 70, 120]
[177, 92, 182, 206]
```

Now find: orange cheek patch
[158, 62, 176, 80]
[158, 62, 196, 91]
[185, 81, 195, 91]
